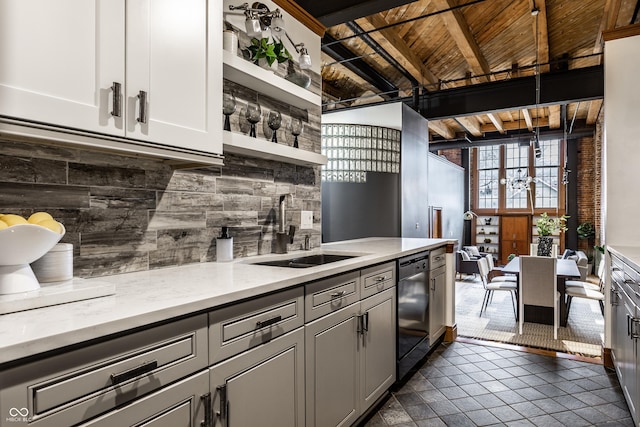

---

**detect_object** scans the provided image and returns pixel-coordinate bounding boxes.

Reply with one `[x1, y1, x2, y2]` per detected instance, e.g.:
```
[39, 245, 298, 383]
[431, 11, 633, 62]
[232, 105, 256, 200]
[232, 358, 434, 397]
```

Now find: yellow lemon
[28, 212, 54, 224]
[0, 221, 8, 230]
[37, 219, 63, 234]
[1, 214, 28, 226]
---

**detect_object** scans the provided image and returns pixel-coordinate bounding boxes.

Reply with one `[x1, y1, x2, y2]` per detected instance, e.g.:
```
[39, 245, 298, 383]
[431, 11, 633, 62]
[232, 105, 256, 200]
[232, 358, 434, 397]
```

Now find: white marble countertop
[608, 245, 640, 271]
[0, 237, 453, 365]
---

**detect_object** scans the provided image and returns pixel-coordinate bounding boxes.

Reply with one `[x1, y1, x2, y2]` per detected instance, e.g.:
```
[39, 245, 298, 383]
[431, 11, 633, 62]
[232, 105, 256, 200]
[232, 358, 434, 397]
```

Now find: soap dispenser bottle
[216, 226, 233, 262]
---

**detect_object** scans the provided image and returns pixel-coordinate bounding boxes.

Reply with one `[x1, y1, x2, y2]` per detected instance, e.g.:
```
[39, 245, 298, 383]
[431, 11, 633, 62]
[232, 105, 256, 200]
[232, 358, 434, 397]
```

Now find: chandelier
[500, 168, 533, 191]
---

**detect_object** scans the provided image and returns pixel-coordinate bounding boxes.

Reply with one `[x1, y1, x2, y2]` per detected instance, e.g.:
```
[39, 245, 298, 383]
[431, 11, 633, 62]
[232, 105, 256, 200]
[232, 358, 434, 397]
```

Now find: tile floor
[364, 341, 633, 427]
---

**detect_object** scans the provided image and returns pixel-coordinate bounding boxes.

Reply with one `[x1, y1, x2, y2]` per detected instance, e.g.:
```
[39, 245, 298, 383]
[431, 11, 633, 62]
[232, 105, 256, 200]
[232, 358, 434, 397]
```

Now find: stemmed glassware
[222, 93, 236, 131]
[290, 117, 303, 148]
[245, 101, 261, 138]
[267, 110, 282, 143]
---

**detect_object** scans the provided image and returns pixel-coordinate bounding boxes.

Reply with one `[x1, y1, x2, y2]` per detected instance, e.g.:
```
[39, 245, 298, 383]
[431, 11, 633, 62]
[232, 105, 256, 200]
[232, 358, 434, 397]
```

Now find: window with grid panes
[504, 144, 530, 209]
[534, 139, 560, 208]
[477, 146, 499, 209]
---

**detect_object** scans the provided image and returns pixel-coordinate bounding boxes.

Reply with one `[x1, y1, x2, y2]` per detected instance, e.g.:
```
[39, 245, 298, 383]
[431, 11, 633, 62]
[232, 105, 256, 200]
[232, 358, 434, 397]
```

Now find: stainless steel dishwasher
[396, 251, 430, 383]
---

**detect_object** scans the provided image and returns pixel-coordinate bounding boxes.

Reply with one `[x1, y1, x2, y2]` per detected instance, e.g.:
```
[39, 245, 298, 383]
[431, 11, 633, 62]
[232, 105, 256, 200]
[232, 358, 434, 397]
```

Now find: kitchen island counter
[0, 237, 454, 365]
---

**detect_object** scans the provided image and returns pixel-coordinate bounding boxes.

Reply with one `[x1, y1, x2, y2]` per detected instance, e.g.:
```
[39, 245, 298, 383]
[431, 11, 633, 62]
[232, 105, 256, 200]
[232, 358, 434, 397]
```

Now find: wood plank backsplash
[0, 104, 321, 279]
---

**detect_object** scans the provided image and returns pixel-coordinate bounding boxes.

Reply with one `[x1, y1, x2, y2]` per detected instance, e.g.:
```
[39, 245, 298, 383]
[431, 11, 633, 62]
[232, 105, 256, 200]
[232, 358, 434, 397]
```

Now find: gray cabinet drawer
[430, 247, 446, 269]
[305, 271, 360, 322]
[0, 314, 207, 427]
[431, 264, 446, 278]
[361, 262, 395, 299]
[209, 287, 304, 364]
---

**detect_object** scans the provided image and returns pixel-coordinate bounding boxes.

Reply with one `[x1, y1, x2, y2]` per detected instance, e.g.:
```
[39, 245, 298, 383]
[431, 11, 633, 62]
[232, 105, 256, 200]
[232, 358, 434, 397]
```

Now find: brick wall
[436, 149, 463, 167]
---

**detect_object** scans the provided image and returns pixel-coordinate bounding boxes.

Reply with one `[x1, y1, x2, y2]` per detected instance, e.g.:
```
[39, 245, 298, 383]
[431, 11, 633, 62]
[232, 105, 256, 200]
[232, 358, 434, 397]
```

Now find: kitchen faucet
[275, 194, 295, 254]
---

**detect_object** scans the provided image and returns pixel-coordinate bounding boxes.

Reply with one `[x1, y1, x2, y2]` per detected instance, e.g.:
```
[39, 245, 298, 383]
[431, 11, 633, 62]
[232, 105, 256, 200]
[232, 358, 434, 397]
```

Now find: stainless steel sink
[251, 254, 359, 268]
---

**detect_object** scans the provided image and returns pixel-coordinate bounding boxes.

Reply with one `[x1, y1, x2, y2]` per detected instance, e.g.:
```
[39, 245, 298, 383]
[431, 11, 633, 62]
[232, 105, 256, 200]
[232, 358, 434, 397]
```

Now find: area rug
[455, 275, 605, 358]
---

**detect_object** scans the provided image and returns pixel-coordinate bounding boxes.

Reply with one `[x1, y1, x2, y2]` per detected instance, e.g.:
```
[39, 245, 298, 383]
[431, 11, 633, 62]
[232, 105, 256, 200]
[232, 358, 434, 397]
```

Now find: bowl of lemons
[0, 212, 66, 294]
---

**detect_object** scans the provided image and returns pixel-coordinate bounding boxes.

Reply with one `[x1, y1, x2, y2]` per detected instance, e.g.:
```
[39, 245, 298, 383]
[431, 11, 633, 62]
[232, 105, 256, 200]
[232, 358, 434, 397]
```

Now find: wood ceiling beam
[586, 99, 603, 125]
[480, 117, 550, 133]
[487, 113, 505, 134]
[455, 116, 483, 137]
[359, 13, 439, 85]
[428, 120, 456, 139]
[530, 0, 550, 73]
[431, 0, 491, 82]
[548, 105, 561, 129]
[595, 0, 623, 55]
[522, 108, 534, 131]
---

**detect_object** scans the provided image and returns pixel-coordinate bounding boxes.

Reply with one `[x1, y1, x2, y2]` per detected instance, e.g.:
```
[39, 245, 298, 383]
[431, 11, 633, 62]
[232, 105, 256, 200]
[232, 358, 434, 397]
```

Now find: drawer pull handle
[434, 255, 444, 261]
[216, 384, 228, 427]
[330, 290, 346, 298]
[376, 276, 386, 282]
[111, 359, 158, 385]
[256, 315, 282, 329]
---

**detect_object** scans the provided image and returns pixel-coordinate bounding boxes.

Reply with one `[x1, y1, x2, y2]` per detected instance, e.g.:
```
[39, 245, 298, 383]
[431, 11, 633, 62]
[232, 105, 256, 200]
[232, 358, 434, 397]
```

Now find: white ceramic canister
[223, 30, 238, 56]
[31, 243, 73, 284]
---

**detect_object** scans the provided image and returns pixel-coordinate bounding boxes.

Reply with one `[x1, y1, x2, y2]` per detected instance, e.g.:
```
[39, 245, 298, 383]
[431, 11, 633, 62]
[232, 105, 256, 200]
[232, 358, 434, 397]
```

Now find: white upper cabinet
[0, 0, 222, 159]
[0, 0, 124, 135]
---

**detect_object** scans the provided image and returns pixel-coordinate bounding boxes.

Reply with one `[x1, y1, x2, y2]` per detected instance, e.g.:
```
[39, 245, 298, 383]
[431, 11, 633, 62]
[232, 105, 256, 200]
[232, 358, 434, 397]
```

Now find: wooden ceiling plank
[548, 105, 561, 129]
[362, 13, 439, 85]
[594, 0, 623, 55]
[487, 113, 505, 134]
[480, 117, 550, 133]
[456, 115, 483, 137]
[586, 99, 603, 125]
[431, 0, 491, 82]
[522, 108, 534, 131]
[428, 120, 456, 139]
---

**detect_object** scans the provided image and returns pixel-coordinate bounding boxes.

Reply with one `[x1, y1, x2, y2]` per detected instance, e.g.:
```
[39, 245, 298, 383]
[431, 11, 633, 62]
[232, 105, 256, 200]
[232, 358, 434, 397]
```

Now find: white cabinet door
[126, 0, 222, 154]
[305, 303, 360, 427]
[360, 288, 396, 410]
[210, 328, 305, 427]
[0, 0, 124, 135]
[80, 370, 209, 427]
[429, 266, 446, 341]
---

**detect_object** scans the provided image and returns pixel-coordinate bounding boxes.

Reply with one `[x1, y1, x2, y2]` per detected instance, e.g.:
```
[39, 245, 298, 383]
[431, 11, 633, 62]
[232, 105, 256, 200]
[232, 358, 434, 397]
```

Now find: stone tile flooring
[364, 341, 633, 426]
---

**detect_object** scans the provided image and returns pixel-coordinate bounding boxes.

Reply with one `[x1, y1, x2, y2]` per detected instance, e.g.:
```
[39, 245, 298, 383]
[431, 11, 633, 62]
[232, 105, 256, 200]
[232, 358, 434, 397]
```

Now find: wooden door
[500, 215, 530, 264]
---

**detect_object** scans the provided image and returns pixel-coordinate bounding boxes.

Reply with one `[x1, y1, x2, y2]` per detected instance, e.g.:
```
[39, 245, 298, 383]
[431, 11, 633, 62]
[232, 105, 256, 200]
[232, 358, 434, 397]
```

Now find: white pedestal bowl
[0, 224, 65, 294]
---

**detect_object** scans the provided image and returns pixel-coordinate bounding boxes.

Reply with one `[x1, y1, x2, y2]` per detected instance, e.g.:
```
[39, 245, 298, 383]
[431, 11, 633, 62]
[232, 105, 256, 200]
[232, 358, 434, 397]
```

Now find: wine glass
[267, 110, 282, 143]
[245, 101, 261, 138]
[222, 93, 236, 131]
[290, 117, 303, 148]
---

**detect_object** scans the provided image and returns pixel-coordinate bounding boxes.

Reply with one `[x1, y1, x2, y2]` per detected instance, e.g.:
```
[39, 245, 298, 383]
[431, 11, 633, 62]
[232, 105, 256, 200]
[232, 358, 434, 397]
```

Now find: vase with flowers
[536, 212, 569, 256]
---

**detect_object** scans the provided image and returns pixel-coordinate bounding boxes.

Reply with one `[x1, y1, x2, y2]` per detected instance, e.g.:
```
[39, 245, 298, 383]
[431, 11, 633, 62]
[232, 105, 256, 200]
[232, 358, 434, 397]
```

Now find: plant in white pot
[536, 212, 569, 256]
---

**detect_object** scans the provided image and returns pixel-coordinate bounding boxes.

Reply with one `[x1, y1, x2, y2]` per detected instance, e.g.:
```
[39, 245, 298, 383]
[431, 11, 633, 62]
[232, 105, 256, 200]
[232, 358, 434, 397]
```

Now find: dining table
[502, 256, 581, 327]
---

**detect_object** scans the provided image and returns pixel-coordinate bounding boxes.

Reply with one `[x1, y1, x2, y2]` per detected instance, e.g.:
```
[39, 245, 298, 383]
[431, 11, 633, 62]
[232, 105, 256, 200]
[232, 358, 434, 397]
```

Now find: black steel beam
[418, 65, 603, 120]
[322, 33, 399, 99]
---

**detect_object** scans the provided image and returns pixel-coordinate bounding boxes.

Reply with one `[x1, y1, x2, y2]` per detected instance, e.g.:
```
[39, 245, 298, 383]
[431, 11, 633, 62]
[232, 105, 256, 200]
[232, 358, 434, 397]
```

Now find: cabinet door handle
[256, 315, 282, 329]
[137, 90, 148, 124]
[201, 392, 212, 427]
[110, 359, 158, 385]
[431, 277, 436, 291]
[110, 82, 122, 117]
[362, 311, 369, 332]
[330, 290, 346, 298]
[375, 276, 386, 282]
[216, 384, 228, 427]
[632, 318, 640, 340]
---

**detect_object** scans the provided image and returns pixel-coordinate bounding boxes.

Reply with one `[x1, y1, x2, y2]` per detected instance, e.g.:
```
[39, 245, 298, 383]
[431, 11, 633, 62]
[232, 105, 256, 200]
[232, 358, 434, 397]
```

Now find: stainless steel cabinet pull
[610, 289, 619, 306]
[376, 276, 386, 282]
[110, 82, 122, 117]
[362, 312, 369, 332]
[632, 318, 640, 340]
[110, 359, 158, 384]
[137, 90, 148, 124]
[628, 315, 632, 337]
[201, 392, 212, 427]
[256, 315, 282, 329]
[330, 290, 346, 298]
[216, 384, 228, 427]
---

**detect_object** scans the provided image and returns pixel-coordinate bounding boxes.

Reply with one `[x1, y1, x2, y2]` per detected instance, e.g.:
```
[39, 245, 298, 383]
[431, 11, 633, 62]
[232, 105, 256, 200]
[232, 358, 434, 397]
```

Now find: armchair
[456, 250, 480, 279]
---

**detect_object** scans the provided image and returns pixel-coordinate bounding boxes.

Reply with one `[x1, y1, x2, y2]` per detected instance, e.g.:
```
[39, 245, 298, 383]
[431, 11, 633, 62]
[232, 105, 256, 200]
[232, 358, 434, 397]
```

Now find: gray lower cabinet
[305, 262, 397, 427]
[429, 264, 446, 341]
[209, 327, 305, 427]
[610, 253, 640, 425]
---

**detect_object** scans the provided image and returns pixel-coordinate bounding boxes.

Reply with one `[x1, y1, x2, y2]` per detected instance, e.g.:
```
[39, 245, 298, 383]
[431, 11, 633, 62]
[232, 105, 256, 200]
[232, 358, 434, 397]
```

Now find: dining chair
[485, 254, 517, 282]
[477, 257, 517, 319]
[564, 260, 605, 322]
[519, 256, 559, 339]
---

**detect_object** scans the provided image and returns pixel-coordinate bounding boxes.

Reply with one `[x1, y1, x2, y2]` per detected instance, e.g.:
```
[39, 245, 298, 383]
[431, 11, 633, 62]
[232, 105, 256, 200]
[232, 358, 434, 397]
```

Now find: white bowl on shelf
[0, 224, 66, 294]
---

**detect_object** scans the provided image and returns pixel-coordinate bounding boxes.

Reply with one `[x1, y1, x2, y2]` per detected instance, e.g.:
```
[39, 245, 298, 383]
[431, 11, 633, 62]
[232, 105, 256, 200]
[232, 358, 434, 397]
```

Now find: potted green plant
[247, 37, 291, 71]
[536, 212, 569, 256]
[577, 221, 596, 271]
